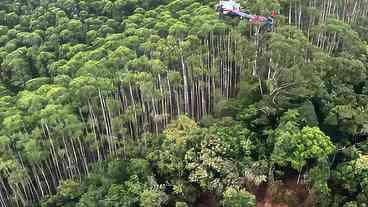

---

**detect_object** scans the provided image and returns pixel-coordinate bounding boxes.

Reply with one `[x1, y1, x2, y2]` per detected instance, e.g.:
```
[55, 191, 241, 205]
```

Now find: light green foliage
[176, 202, 188, 207]
[185, 124, 253, 194]
[42, 180, 82, 207]
[103, 176, 143, 207]
[343, 201, 358, 207]
[77, 188, 105, 207]
[307, 159, 332, 207]
[140, 189, 163, 207]
[149, 117, 254, 200]
[333, 154, 368, 204]
[148, 115, 198, 177]
[222, 187, 256, 207]
[272, 111, 335, 171]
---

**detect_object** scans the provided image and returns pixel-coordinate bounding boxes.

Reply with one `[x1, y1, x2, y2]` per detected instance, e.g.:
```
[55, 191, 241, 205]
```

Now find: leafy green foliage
[42, 180, 82, 207]
[186, 124, 253, 193]
[222, 187, 256, 207]
[272, 111, 335, 171]
[333, 154, 368, 205]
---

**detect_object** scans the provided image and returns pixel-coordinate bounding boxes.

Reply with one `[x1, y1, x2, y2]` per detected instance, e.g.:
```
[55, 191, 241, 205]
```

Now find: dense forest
[0, 0, 368, 206]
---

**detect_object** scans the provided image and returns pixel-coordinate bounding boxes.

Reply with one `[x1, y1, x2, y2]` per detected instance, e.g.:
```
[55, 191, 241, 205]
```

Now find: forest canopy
[0, 0, 367, 206]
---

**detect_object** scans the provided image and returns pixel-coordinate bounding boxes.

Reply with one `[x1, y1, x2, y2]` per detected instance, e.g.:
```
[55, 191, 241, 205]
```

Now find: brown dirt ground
[255, 176, 314, 207]
[195, 175, 313, 207]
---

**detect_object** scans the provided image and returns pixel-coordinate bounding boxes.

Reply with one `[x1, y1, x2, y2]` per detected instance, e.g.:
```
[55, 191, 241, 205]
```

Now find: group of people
[216, 0, 276, 30]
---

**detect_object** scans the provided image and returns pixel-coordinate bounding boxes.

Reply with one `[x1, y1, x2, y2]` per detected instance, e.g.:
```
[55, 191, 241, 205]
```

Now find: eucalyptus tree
[1, 47, 34, 89]
[168, 22, 190, 114]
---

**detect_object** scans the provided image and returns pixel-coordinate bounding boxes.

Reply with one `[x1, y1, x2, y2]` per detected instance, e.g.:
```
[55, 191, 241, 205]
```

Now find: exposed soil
[255, 175, 314, 207]
[195, 174, 313, 207]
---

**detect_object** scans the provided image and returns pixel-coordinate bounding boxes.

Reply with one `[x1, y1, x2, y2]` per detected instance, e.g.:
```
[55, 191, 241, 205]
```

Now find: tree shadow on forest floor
[196, 192, 218, 207]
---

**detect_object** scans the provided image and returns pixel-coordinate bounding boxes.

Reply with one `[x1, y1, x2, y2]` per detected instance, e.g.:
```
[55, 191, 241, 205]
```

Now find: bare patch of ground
[255, 176, 314, 207]
[195, 174, 314, 207]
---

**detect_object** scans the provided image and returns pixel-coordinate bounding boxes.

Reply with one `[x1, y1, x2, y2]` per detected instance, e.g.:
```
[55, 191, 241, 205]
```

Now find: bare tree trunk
[181, 53, 189, 114]
[36, 162, 51, 195]
[0, 189, 7, 207]
[70, 139, 81, 181]
[31, 166, 44, 198]
[99, 90, 112, 155]
[77, 136, 89, 176]
[88, 101, 101, 161]
[129, 82, 138, 137]
[44, 124, 63, 181]
[62, 135, 73, 179]
[253, 26, 260, 78]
